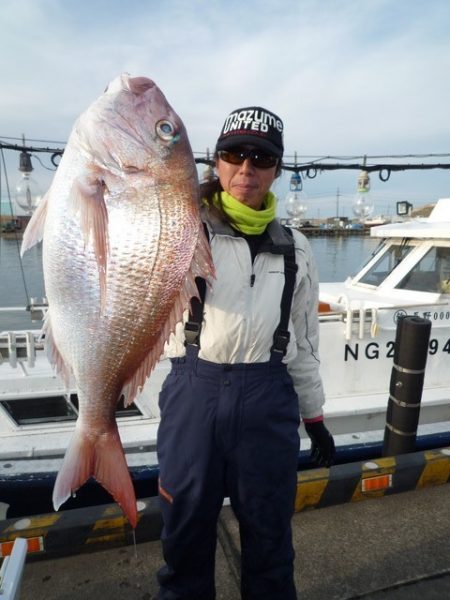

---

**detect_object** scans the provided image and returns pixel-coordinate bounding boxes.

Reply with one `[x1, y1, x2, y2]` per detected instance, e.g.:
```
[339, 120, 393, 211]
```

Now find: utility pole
[336, 188, 340, 219]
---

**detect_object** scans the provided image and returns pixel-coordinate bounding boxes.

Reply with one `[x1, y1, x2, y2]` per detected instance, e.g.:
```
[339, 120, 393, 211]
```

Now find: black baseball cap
[216, 106, 284, 158]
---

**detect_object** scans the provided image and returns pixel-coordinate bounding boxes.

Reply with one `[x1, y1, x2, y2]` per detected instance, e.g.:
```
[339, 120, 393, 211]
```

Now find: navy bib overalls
[157, 344, 300, 600]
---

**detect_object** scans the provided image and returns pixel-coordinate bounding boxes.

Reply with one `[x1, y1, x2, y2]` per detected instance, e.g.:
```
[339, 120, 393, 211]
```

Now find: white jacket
[165, 215, 325, 420]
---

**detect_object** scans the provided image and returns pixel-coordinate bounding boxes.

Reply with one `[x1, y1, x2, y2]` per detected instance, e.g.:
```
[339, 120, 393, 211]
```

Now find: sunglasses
[217, 148, 279, 169]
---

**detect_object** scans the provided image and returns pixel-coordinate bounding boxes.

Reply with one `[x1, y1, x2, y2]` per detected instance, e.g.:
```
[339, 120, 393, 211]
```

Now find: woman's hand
[304, 421, 336, 467]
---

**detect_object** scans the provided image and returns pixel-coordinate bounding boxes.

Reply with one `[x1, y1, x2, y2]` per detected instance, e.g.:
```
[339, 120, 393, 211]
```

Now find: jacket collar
[203, 208, 294, 255]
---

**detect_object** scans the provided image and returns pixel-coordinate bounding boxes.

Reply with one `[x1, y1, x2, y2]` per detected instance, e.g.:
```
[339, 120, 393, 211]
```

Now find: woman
[157, 106, 335, 600]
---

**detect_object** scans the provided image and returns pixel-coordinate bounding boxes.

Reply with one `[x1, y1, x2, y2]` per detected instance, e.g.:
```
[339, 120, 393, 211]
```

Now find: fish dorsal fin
[20, 191, 49, 256]
[121, 222, 214, 406]
[72, 173, 110, 310]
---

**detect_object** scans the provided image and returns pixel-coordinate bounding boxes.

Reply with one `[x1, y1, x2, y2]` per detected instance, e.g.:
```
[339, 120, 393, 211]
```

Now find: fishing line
[0, 152, 2, 264]
[132, 529, 138, 559]
[0, 147, 31, 305]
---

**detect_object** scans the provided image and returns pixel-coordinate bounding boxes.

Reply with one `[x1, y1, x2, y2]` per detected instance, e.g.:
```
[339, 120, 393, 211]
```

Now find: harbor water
[0, 234, 380, 331]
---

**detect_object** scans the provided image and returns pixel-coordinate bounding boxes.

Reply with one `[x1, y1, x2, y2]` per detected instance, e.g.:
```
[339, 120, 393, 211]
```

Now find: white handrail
[0, 538, 27, 600]
[358, 304, 365, 339]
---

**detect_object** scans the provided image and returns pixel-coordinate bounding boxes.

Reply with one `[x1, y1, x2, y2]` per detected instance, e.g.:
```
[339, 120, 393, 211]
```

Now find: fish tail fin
[52, 425, 138, 528]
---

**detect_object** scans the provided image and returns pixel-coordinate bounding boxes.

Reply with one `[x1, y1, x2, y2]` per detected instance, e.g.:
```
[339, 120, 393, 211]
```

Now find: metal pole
[382, 316, 431, 456]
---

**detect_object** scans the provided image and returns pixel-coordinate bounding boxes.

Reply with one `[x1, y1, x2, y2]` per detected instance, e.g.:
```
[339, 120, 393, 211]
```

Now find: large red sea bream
[21, 73, 214, 527]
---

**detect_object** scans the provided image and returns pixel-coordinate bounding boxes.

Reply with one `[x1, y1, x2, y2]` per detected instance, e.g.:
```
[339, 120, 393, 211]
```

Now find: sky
[1, 0, 450, 219]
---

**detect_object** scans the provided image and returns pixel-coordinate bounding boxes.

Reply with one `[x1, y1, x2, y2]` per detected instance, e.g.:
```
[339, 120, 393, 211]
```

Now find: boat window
[396, 246, 450, 293]
[70, 393, 143, 417]
[0, 395, 78, 426]
[358, 242, 413, 287]
[0, 391, 143, 426]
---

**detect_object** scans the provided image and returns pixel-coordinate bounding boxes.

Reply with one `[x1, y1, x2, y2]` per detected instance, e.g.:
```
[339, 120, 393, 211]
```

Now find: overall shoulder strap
[184, 224, 209, 346]
[271, 227, 298, 356]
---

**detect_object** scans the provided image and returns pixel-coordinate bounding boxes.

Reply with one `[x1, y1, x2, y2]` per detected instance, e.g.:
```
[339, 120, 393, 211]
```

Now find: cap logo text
[222, 109, 283, 135]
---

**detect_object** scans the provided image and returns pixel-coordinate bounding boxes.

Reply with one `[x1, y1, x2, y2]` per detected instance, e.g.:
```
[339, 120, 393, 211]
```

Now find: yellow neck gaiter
[212, 191, 277, 235]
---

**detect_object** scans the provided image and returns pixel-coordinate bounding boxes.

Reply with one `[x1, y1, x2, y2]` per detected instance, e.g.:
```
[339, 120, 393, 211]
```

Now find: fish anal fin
[20, 192, 49, 256]
[52, 424, 138, 528]
[43, 312, 72, 388]
[72, 173, 109, 308]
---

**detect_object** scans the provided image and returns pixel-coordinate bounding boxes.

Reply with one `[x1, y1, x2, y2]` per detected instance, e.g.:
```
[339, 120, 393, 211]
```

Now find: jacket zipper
[238, 242, 255, 362]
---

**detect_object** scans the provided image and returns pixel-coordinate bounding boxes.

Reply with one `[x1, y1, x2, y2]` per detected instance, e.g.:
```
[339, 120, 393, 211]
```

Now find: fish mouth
[104, 74, 156, 96]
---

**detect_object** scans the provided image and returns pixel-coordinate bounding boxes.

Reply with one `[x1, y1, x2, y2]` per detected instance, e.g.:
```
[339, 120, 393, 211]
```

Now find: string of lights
[2, 138, 450, 181]
[194, 151, 450, 183]
[2, 137, 449, 224]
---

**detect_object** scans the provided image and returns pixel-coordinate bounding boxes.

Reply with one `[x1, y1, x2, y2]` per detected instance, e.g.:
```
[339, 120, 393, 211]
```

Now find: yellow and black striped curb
[2, 446, 450, 560]
[295, 446, 450, 511]
[0, 496, 162, 561]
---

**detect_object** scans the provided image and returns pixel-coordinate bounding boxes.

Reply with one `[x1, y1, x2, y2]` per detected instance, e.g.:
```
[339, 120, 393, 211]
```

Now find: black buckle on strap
[184, 321, 201, 346]
[271, 329, 291, 355]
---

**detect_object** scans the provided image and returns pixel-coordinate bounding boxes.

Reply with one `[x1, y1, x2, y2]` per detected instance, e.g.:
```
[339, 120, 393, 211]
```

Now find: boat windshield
[357, 241, 413, 287]
[396, 246, 450, 293]
[352, 240, 386, 277]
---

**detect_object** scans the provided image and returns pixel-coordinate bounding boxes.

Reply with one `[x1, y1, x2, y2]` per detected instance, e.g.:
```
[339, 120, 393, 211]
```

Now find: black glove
[304, 421, 335, 467]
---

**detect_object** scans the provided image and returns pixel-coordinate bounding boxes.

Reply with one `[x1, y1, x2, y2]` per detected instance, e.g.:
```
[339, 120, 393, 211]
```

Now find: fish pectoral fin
[20, 191, 50, 255]
[53, 424, 138, 528]
[72, 173, 109, 307]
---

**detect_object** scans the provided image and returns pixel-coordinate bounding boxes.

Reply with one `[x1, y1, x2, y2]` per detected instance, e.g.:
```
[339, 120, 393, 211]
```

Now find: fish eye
[156, 120, 176, 141]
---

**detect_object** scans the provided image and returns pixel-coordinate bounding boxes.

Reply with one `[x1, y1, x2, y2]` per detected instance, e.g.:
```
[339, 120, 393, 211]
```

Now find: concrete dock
[14, 482, 450, 600]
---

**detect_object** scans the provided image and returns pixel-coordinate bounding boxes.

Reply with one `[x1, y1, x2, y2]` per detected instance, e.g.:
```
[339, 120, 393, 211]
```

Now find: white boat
[1, 198, 450, 519]
[318, 197, 450, 446]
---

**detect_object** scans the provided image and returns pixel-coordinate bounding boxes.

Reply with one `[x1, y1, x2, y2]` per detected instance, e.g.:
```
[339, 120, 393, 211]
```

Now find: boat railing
[0, 300, 47, 367]
[319, 299, 450, 341]
[318, 301, 379, 340]
[0, 331, 44, 368]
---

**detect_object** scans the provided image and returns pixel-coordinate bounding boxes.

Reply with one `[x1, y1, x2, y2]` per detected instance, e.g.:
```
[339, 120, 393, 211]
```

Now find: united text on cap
[222, 109, 283, 135]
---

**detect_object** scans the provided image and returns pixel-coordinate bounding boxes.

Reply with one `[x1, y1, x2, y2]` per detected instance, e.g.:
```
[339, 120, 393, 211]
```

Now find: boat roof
[370, 198, 450, 240]
[319, 281, 441, 309]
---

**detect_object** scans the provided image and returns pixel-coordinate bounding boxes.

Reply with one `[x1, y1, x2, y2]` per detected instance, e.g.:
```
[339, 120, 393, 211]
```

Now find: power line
[0, 135, 67, 145]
